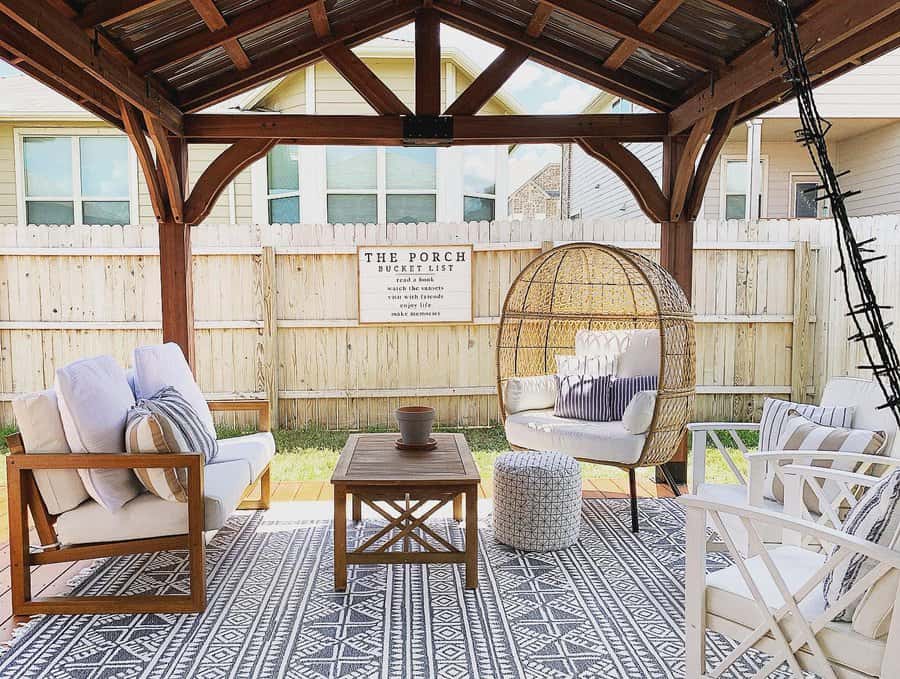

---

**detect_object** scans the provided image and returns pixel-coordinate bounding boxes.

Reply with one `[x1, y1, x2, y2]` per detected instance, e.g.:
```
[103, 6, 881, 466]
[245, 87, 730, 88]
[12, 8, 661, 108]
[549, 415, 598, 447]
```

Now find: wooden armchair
[6, 398, 272, 616]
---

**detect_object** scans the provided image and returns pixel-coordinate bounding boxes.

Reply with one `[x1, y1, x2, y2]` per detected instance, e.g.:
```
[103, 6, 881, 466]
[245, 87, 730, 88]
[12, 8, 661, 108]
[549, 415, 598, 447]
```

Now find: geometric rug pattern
[0, 498, 790, 678]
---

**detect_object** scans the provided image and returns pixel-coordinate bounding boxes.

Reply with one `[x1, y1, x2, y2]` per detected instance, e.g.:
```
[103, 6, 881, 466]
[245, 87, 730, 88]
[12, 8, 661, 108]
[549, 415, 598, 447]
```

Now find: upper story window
[463, 147, 496, 221]
[22, 134, 131, 225]
[266, 145, 301, 223]
[610, 98, 634, 114]
[723, 157, 766, 220]
[325, 146, 436, 224]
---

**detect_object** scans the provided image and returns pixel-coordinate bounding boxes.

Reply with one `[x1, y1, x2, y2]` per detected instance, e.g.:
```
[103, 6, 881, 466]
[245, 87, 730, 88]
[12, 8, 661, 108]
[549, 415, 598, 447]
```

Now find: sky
[0, 25, 602, 192]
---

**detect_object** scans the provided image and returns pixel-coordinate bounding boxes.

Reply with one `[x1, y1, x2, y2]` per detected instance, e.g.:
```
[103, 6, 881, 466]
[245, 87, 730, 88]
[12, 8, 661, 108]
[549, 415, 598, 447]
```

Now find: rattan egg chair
[496, 242, 695, 532]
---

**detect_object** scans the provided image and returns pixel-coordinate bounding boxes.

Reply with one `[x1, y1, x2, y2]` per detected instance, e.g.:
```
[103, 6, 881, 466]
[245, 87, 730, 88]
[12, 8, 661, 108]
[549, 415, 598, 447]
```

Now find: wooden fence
[2, 215, 898, 429]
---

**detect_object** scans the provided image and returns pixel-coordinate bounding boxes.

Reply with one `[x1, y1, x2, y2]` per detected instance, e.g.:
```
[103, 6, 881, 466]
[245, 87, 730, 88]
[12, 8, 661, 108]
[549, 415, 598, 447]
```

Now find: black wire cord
[765, 0, 900, 427]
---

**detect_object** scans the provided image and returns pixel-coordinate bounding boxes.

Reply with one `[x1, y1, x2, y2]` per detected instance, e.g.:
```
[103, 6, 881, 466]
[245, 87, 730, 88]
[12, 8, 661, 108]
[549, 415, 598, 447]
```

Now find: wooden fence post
[791, 241, 811, 403]
[259, 245, 279, 428]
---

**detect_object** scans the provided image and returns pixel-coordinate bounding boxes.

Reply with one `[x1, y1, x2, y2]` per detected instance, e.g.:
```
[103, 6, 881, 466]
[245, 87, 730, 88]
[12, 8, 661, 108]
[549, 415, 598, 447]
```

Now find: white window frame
[264, 146, 302, 224]
[14, 128, 138, 226]
[462, 146, 506, 222]
[719, 154, 769, 220]
[788, 172, 824, 219]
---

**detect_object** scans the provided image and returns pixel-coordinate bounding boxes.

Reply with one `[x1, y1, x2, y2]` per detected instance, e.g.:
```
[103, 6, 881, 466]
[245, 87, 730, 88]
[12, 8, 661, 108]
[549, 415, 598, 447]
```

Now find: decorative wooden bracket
[668, 112, 715, 222]
[119, 98, 168, 222]
[184, 138, 279, 225]
[577, 137, 669, 224]
[145, 114, 185, 223]
[684, 101, 740, 221]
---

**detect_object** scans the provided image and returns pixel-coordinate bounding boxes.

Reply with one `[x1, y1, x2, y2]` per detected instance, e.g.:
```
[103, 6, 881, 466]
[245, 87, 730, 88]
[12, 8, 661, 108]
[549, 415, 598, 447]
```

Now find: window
[610, 98, 633, 114]
[266, 145, 300, 223]
[22, 134, 131, 225]
[723, 158, 766, 220]
[324, 146, 436, 224]
[463, 147, 496, 221]
[791, 175, 820, 218]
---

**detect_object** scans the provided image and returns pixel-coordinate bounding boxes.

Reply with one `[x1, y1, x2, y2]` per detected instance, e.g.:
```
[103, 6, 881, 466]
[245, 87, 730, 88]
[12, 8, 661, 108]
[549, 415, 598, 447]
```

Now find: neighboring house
[508, 163, 561, 220]
[0, 38, 521, 227]
[562, 50, 900, 221]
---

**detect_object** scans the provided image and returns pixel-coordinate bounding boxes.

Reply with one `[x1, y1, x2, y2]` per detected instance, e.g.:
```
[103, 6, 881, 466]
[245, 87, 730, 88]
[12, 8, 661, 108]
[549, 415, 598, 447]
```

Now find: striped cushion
[823, 468, 900, 622]
[769, 411, 887, 513]
[554, 374, 613, 422]
[125, 387, 218, 502]
[609, 375, 658, 421]
[758, 398, 854, 453]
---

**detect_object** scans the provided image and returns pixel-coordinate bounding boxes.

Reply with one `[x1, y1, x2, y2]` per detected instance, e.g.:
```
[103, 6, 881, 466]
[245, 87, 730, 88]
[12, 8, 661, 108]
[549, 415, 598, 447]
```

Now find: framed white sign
[357, 245, 474, 324]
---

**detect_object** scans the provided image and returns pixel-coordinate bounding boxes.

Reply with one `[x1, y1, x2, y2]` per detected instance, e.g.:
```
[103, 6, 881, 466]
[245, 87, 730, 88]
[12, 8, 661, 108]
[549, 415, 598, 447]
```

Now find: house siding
[568, 141, 662, 220]
[837, 121, 900, 216]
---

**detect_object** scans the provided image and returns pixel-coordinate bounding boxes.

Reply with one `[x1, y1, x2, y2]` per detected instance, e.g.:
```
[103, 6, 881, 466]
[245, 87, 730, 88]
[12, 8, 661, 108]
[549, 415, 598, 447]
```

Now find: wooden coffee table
[330, 433, 481, 591]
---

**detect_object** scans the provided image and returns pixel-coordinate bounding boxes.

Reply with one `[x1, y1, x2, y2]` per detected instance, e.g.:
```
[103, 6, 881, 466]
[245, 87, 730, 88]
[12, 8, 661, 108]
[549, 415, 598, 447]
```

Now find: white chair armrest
[678, 494, 900, 570]
[746, 450, 900, 468]
[687, 422, 760, 432]
[781, 464, 885, 489]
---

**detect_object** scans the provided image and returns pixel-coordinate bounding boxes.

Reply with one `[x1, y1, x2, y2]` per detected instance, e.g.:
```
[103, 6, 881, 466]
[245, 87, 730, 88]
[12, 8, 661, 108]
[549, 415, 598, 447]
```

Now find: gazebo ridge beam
[433, 0, 677, 111]
[0, 0, 183, 133]
[542, 0, 724, 71]
[181, 113, 669, 143]
[670, 0, 900, 134]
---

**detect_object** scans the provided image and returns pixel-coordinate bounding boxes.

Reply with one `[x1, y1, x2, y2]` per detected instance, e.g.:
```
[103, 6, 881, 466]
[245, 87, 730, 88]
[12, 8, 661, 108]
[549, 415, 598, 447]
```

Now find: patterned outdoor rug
[0, 498, 782, 678]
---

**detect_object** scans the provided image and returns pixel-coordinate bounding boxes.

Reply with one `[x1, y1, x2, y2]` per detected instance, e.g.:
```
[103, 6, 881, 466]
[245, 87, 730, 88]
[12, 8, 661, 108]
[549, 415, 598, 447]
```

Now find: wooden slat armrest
[781, 464, 885, 488]
[678, 494, 900, 570]
[207, 399, 270, 431]
[687, 422, 760, 432]
[746, 451, 900, 467]
[7, 452, 204, 471]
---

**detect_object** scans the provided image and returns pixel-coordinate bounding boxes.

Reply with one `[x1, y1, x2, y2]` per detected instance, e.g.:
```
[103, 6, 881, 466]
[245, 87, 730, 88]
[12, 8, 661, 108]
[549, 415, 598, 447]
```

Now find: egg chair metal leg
[659, 464, 683, 497]
[628, 469, 639, 533]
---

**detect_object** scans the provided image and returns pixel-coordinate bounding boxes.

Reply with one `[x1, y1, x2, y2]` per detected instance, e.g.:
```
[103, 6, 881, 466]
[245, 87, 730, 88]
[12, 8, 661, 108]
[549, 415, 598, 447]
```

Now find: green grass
[0, 424, 759, 488]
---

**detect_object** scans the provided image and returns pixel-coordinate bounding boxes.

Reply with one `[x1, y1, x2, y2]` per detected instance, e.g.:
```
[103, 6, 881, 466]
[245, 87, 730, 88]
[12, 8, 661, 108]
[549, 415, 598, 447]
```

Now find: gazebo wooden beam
[0, 0, 183, 133]
[146, 116, 185, 223]
[415, 7, 441, 115]
[525, 2, 553, 37]
[179, 1, 419, 112]
[323, 43, 413, 116]
[120, 99, 169, 222]
[182, 113, 669, 143]
[577, 138, 669, 225]
[603, 0, 684, 71]
[75, 0, 167, 28]
[668, 113, 715, 222]
[187, 0, 251, 70]
[135, 0, 320, 74]
[670, 0, 900, 134]
[444, 46, 528, 116]
[703, 0, 772, 26]
[434, 0, 677, 111]
[684, 102, 740, 221]
[542, 0, 724, 71]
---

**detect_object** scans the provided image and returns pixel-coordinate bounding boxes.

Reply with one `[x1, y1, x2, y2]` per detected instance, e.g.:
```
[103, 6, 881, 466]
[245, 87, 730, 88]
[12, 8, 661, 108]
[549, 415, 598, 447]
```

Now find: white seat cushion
[133, 343, 216, 439]
[505, 408, 644, 465]
[706, 546, 885, 677]
[12, 390, 89, 515]
[212, 432, 275, 481]
[55, 458, 252, 545]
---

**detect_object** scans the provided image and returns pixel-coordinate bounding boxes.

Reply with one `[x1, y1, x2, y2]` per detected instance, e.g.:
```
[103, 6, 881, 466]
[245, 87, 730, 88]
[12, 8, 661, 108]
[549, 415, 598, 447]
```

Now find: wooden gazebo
[2, 0, 898, 479]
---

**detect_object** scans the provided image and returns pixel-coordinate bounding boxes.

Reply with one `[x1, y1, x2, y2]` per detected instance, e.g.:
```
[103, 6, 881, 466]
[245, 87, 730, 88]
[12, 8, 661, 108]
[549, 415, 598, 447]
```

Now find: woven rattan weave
[497, 243, 696, 471]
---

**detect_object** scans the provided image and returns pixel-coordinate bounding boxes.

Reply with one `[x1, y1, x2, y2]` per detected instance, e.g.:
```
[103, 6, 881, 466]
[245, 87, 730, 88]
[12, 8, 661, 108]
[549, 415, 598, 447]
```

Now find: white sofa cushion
[622, 390, 656, 434]
[55, 355, 142, 512]
[11, 390, 89, 515]
[505, 408, 644, 465]
[133, 343, 215, 439]
[705, 545, 884, 677]
[556, 354, 617, 376]
[575, 329, 660, 378]
[575, 328, 631, 358]
[54, 458, 253, 545]
[213, 432, 275, 481]
[503, 375, 558, 415]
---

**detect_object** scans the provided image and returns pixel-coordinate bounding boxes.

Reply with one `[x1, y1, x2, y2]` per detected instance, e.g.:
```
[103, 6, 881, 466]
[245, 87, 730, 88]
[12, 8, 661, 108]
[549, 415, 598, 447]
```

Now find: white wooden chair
[689, 377, 899, 548]
[682, 470, 900, 679]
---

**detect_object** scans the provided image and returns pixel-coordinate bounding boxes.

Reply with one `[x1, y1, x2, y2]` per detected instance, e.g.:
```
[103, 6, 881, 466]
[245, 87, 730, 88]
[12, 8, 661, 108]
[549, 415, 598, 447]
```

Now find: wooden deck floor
[0, 478, 678, 644]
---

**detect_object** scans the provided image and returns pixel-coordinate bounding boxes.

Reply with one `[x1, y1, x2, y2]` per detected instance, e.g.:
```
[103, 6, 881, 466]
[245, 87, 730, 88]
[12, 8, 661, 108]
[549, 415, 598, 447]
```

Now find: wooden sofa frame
[5, 399, 272, 616]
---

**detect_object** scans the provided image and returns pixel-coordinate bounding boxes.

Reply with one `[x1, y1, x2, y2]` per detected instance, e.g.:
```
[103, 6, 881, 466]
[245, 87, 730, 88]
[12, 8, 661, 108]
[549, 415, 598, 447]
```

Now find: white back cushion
[822, 377, 898, 456]
[575, 329, 660, 378]
[576, 329, 631, 358]
[55, 355, 142, 511]
[11, 390, 89, 515]
[133, 343, 215, 437]
[504, 375, 558, 415]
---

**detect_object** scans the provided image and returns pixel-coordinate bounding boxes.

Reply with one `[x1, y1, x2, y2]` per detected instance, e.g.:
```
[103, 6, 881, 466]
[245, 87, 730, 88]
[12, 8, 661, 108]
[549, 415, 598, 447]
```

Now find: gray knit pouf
[492, 451, 582, 551]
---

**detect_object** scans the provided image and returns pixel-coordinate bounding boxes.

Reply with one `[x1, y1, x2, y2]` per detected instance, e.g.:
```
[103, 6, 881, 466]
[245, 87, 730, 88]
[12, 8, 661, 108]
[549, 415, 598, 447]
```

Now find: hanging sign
[357, 244, 473, 324]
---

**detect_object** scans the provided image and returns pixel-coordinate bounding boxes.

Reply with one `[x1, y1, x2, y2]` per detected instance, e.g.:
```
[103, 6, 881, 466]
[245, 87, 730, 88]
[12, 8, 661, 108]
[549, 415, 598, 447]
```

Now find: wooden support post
[415, 7, 441, 115]
[659, 134, 692, 484]
[260, 245, 279, 428]
[158, 138, 195, 369]
[791, 241, 811, 403]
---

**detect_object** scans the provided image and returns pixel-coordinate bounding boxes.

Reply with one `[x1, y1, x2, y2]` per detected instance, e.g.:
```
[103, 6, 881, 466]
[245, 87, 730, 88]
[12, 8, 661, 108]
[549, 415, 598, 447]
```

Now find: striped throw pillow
[767, 410, 886, 513]
[823, 468, 900, 622]
[125, 386, 218, 502]
[554, 374, 613, 422]
[609, 375, 658, 421]
[758, 397, 854, 452]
